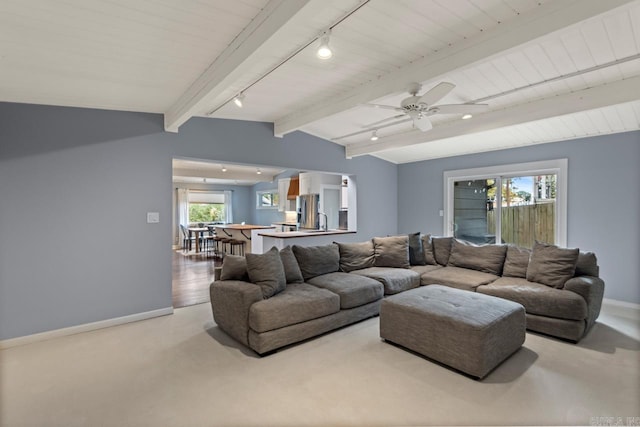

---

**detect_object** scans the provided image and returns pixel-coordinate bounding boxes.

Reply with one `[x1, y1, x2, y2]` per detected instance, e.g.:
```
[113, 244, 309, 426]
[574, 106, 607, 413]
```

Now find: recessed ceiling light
[462, 114, 473, 120]
[221, 166, 227, 172]
[370, 130, 379, 141]
[256, 168, 262, 175]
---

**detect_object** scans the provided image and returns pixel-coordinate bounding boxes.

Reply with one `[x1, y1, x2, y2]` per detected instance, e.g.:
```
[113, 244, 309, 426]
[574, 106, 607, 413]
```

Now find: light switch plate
[147, 212, 160, 223]
[439, 210, 444, 217]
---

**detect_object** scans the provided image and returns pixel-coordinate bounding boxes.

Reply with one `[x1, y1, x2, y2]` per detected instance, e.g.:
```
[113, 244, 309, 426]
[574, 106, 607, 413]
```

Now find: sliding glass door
[445, 160, 567, 249]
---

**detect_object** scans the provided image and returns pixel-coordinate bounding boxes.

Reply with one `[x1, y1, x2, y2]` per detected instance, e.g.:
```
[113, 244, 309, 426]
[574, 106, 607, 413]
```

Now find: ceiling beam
[163, 0, 313, 133]
[273, 0, 635, 137]
[345, 75, 640, 158]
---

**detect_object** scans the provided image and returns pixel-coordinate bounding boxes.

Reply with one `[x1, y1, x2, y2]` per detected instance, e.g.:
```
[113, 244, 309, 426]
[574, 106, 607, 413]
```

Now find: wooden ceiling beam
[273, 0, 636, 137]
[163, 0, 313, 133]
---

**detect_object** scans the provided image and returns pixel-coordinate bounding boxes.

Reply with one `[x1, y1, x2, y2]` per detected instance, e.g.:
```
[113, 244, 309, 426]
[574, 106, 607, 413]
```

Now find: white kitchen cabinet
[277, 178, 290, 212]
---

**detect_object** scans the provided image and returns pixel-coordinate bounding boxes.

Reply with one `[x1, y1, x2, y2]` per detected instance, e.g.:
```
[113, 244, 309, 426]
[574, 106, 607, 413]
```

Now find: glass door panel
[453, 179, 497, 244]
[499, 174, 556, 248]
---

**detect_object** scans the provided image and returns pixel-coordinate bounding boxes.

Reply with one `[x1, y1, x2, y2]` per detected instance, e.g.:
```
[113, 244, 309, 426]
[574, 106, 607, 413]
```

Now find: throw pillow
[432, 237, 454, 266]
[373, 235, 410, 268]
[575, 251, 599, 277]
[280, 246, 304, 283]
[292, 244, 340, 281]
[220, 255, 249, 281]
[337, 241, 375, 272]
[526, 241, 579, 289]
[502, 245, 531, 278]
[447, 239, 507, 276]
[408, 232, 426, 266]
[245, 247, 287, 299]
[421, 234, 437, 265]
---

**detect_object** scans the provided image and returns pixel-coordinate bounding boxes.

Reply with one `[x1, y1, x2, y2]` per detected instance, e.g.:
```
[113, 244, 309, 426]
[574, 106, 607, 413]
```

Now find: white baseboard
[0, 307, 174, 350]
[602, 298, 640, 320]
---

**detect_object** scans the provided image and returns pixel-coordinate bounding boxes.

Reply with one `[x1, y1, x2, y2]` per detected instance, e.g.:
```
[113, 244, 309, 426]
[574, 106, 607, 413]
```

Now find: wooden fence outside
[487, 202, 555, 248]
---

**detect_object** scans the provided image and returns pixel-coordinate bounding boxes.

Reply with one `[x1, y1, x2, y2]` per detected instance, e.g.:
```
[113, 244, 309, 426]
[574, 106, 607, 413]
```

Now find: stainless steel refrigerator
[297, 194, 320, 230]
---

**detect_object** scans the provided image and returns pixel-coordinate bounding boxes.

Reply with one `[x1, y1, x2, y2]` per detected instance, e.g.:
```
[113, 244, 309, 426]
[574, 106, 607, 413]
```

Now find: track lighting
[316, 30, 332, 60]
[462, 113, 473, 120]
[370, 130, 379, 141]
[233, 93, 244, 108]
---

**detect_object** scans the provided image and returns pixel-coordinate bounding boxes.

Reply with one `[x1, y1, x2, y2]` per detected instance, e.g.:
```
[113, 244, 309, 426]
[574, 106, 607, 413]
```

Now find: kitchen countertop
[258, 230, 355, 238]
[215, 224, 275, 230]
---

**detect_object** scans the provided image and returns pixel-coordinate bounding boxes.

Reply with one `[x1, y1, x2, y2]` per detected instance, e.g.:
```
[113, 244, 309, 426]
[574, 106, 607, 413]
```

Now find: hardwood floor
[172, 248, 220, 308]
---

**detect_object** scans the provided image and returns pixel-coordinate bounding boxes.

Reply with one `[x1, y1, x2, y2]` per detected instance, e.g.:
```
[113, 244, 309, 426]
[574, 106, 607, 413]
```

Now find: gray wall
[0, 102, 398, 340]
[398, 131, 640, 304]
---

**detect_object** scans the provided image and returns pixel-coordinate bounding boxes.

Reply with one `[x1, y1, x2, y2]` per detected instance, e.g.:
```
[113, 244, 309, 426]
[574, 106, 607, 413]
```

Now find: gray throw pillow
[408, 232, 426, 266]
[575, 252, 599, 277]
[337, 241, 375, 272]
[526, 241, 579, 289]
[220, 255, 248, 281]
[373, 235, 410, 268]
[280, 246, 304, 283]
[292, 244, 340, 281]
[421, 234, 437, 265]
[245, 247, 286, 298]
[447, 239, 507, 276]
[502, 245, 531, 278]
[432, 237, 453, 266]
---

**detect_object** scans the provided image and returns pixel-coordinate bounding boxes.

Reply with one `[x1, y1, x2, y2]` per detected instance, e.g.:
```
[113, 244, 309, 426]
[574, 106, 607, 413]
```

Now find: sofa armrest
[563, 276, 605, 332]
[210, 280, 263, 347]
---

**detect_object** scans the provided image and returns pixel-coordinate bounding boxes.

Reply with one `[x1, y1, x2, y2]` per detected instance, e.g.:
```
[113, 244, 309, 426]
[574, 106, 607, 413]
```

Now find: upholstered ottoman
[380, 285, 525, 379]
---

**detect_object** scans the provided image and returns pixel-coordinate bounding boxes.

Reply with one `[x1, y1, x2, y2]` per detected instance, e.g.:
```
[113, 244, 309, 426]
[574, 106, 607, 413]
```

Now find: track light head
[233, 93, 245, 108]
[316, 30, 332, 60]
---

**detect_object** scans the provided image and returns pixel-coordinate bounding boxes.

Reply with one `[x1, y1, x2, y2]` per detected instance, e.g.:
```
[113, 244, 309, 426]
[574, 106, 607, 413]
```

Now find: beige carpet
[1, 303, 638, 426]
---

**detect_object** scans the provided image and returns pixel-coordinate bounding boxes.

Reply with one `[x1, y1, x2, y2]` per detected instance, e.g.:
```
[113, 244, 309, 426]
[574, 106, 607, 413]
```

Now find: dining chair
[179, 224, 196, 252]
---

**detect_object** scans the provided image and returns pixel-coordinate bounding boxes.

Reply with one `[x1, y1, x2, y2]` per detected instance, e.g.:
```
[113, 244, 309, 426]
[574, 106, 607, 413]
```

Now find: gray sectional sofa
[210, 234, 605, 355]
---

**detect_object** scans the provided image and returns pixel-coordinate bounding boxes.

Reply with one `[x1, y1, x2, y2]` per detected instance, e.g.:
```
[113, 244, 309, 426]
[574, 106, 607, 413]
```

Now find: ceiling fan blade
[413, 116, 433, 132]
[418, 82, 455, 106]
[364, 103, 403, 111]
[431, 103, 489, 114]
[364, 114, 406, 128]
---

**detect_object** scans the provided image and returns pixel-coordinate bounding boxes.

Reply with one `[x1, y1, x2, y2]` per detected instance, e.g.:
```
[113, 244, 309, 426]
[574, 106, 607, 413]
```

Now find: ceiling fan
[364, 82, 488, 132]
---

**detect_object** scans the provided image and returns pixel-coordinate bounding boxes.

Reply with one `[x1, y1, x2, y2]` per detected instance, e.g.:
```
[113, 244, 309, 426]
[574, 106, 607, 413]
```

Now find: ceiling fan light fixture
[316, 30, 332, 60]
[462, 113, 473, 120]
[370, 130, 379, 141]
[233, 93, 244, 108]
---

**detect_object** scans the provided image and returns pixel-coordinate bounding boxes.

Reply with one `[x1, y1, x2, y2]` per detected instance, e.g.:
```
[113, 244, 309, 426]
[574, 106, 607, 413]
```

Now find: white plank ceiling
[1, 0, 639, 163]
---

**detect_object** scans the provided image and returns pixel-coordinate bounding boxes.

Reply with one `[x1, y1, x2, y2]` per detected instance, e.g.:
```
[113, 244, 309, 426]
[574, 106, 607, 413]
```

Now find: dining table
[187, 227, 210, 253]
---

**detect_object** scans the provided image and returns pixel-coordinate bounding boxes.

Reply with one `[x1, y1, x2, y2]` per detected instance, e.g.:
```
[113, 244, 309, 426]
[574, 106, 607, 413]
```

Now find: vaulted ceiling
[2, 0, 639, 163]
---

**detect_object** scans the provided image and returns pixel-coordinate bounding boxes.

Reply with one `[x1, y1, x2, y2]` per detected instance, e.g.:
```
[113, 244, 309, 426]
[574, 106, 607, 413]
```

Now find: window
[188, 191, 226, 223]
[444, 160, 567, 248]
[256, 190, 279, 209]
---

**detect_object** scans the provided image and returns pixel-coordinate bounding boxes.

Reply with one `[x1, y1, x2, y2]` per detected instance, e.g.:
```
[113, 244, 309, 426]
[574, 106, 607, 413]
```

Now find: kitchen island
[215, 224, 276, 254]
[256, 229, 357, 252]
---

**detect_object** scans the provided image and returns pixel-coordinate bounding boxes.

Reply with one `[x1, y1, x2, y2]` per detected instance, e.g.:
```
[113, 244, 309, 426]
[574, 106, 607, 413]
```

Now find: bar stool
[229, 239, 246, 256]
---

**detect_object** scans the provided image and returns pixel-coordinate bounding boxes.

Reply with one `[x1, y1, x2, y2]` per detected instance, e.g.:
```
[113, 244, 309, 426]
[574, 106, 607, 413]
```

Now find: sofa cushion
[420, 266, 499, 292]
[421, 234, 437, 265]
[432, 237, 453, 266]
[351, 267, 420, 295]
[408, 232, 426, 266]
[503, 245, 531, 278]
[220, 254, 248, 281]
[526, 242, 579, 289]
[575, 251, 599, 277]
[336, 241, 375, 272]
[246, 247, 287, 299]
[293, 244, 340, 281]
[447, 239, 507, 275]
[307, 272, 383, 309]
[477, 277, 588, 321]
[410, 264, 444, 285]
[280, 246, 304, 284]
[373, 236, 410, 268]
[248, 283, 340, 333]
